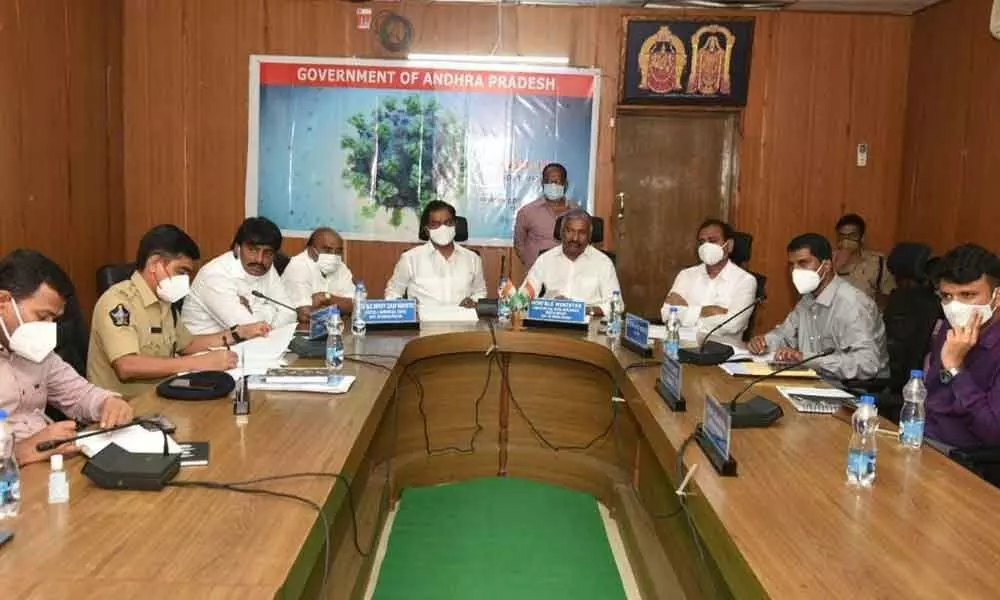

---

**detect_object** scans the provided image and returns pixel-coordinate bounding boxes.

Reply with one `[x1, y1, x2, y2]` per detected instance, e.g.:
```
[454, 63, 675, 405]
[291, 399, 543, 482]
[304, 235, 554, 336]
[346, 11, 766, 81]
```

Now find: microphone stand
[677, 297, 764, 365]
[727, 348, 836, 429]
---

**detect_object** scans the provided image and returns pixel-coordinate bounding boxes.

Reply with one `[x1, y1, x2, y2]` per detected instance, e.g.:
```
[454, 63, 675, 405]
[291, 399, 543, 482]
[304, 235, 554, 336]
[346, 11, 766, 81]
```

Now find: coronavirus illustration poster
[245, 56, 600, 245]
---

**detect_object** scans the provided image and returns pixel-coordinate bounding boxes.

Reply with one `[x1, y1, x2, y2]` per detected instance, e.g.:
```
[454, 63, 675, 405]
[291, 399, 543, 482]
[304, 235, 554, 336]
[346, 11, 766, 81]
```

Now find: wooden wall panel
[0, 0, 123, 316]
[119, 1, 911, 330]
[735, 12, 910, 328]
[897, 0, 1000, 255]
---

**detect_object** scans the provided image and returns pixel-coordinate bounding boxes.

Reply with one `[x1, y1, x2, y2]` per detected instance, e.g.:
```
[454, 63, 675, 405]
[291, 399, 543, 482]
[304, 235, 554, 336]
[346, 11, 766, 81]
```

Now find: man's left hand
[460, 297, 477, 308]
[701, 305, 727, 318]
[942, 312, 982, 370]
[99, 396, 134, 429]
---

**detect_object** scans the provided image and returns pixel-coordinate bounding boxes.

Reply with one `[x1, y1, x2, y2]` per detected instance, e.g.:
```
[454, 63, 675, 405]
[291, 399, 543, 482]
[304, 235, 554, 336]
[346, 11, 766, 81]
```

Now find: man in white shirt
[523, 209, 621, 317]
[662, 219, 758, 340]
[385, 200, 487, 307]
[182, 217, 300, 336]
[281, 227, 356, 312]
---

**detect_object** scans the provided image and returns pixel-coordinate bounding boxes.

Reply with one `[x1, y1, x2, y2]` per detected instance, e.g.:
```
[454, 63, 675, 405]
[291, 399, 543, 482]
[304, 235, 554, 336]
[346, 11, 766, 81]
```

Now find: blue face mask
[542, 183, 565, 201]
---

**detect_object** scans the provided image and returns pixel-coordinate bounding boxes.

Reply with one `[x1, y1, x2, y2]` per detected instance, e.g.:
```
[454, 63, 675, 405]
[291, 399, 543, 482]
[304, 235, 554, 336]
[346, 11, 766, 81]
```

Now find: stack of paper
[246, 374, 356, 394]
[78, 424, 182, 457]
[226, 322, 297, 378]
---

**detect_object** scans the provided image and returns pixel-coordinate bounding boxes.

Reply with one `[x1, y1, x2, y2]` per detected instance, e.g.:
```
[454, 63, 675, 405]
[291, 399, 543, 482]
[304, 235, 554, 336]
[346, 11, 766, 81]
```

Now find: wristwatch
[939, 367, 960, 385]
[230, 325, 245, 344]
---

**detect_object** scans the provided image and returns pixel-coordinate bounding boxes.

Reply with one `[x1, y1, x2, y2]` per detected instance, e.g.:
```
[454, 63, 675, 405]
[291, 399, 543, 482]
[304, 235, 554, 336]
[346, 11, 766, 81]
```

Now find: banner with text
[246, 56, 601, 244]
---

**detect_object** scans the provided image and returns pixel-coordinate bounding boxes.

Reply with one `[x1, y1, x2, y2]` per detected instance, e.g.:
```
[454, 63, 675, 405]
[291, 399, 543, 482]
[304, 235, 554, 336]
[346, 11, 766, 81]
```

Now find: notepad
[77, 424, 182, 458]
[418, 306, 479, 323]
[777, 386, 856, 414]
[719, 362, 819, 378]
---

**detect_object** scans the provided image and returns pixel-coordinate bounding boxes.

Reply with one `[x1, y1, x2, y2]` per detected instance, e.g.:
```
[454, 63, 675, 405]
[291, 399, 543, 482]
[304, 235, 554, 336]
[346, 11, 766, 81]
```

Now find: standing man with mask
[386, 200, 486, 307]
[281, 226, 355, 313]
[661, 219, 757, 340]
[748, 233, 887, 380]
[924, 244, 1000, 447]
[0, 249, 133, 465]
[514, 163, 576, 269]
[523, 209, 621, 317]
[182, 217, 299, 335]
[833, 213, 895, 301]
[88, 225, 243, 398]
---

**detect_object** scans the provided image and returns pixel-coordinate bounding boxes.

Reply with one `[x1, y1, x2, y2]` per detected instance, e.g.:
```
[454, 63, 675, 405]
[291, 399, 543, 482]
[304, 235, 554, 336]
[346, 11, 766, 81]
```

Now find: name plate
[308, 306, 338, 339]
[660, 356, 682, 401]
[703, 393, 733, 459]
[624, 313, 650, 348]
[527, 298, 586, 324]
[362, 299, 417, 324]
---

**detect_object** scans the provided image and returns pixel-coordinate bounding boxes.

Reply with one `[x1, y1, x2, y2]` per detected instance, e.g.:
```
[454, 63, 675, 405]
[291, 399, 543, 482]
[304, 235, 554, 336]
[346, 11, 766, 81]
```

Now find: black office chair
[841, 243, 940, 422]
[273, 251, 291, 276]
[48, 292, 89, 422]
[54, 293, 87, 377]
[96, 263, 137, 295]
[552, 215, 615, 264]
[730, 232, 767, 341]
[418, 216, 479, 256]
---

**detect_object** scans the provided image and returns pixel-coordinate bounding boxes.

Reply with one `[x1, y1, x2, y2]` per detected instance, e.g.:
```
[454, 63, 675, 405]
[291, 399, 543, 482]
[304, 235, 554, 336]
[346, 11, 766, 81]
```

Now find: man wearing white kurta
[662, 219, 757, 341]
[281, 227, 356, 312]
[523, 209, 621, 317]
[182, 217, 299, 335]
[385, 200, 487, 307]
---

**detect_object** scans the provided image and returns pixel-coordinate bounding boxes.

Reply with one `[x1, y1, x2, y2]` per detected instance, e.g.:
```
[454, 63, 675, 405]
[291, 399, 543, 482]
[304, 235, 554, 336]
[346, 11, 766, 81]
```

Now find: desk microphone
[250, 290, 298, 312]
[727, 348, 837, 429]
[678, 296, 765, 365]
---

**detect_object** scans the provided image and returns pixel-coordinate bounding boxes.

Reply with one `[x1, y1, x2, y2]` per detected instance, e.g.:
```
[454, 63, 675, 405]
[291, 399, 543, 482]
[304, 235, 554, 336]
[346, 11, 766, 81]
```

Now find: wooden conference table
[4, 321, 1000, 599]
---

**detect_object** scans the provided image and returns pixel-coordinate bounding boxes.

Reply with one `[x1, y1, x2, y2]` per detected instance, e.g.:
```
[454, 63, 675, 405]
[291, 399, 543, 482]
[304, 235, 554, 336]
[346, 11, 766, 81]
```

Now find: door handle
[616, 192, 625, 221]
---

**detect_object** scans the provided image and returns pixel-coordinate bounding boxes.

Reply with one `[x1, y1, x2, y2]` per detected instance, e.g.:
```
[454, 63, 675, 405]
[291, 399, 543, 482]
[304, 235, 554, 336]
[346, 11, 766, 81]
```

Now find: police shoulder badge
[110, 304, 130, 327]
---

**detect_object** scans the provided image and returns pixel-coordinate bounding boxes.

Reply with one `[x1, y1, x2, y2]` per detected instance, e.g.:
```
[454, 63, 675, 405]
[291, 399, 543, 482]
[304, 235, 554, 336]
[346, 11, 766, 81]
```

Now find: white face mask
[429, 225, 456, 247]
[942, 291, 996, 329]
[543, 183, 565, 201]
[0, 299, 57, 363]
[698, 242, 726, 266]
[315, 253, 341, 276]
[155, 271, 190, 303]
[792, 265, 824, 295]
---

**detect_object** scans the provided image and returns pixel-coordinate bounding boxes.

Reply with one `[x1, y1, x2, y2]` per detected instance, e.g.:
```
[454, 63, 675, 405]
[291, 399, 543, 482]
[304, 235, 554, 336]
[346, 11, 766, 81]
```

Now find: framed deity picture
[621, 18, 754, 107]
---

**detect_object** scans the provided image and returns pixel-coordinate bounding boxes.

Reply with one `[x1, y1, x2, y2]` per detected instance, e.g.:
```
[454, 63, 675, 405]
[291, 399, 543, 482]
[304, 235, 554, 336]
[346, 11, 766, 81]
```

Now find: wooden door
[613, 112, 737, 319]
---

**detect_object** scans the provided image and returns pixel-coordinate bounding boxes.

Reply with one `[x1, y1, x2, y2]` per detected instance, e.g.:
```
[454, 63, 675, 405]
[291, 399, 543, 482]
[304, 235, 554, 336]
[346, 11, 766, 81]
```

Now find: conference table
[4, 320, 1000, 599]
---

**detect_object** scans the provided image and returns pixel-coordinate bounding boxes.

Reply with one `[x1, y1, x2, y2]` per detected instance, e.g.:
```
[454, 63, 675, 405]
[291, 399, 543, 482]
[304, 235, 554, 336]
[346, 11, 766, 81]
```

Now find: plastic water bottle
[665, 306, 681, 360]
[0, 410, 21, 518]
[607, 291, 624, 338]
[48, 454, 69, 504]
[899, 370, 927, 449]
[846, 395, 878, 487]
[352, 281, 367, 337]
[497, 276, 512, 323]
[326, 308, 345, 371]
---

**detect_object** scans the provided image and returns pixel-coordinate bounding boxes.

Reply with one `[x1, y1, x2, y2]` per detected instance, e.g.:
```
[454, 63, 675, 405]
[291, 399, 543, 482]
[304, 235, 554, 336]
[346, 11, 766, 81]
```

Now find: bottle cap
[910, 369, 924, 378]
[860, 395, 876, 405]
[50, 454, 63, 471]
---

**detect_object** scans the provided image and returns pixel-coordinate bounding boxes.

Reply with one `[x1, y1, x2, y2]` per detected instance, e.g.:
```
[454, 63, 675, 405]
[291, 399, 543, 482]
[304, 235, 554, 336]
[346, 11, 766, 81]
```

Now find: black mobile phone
[140, 414, 177, 434]
[0, 530, 13, 548]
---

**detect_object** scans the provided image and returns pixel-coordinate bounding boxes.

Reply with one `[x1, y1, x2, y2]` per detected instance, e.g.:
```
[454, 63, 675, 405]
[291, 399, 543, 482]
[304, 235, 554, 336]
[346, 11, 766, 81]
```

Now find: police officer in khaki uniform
[87, 225, 263, 398]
